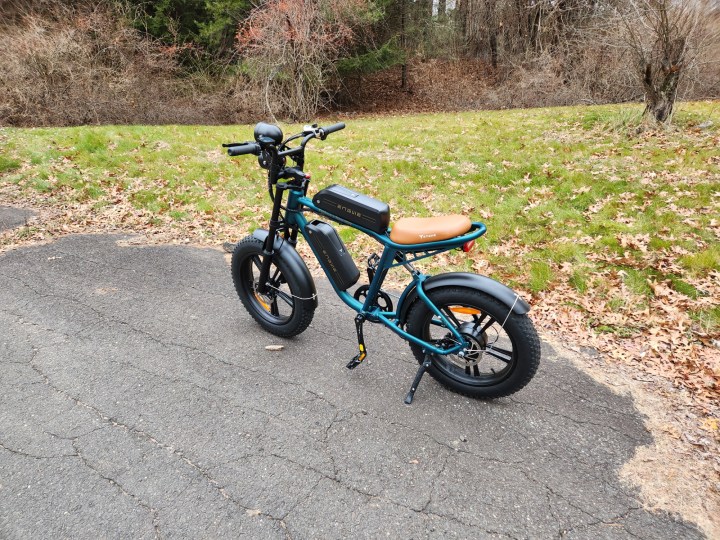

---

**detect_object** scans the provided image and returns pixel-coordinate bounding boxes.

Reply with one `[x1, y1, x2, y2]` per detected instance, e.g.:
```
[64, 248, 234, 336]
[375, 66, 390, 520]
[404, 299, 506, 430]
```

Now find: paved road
[0, 226, 703, 537]
[0, 206, 33, 233]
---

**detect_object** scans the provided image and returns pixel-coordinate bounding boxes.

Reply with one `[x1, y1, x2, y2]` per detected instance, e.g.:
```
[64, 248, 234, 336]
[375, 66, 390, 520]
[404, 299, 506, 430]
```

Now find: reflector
[449, 306, 482, 315]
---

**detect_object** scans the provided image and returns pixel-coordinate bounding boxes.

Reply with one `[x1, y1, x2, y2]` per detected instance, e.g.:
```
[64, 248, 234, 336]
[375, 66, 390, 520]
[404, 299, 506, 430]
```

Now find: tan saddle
[389, 214, 472, 245]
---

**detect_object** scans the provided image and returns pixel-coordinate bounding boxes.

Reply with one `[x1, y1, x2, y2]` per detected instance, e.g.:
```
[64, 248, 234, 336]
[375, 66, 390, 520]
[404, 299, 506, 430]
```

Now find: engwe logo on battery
[337, 204, 363, 218]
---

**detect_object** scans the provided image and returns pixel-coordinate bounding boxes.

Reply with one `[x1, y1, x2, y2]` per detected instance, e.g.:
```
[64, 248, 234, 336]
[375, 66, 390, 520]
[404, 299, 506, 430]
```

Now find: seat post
[361, 246, 397, 314]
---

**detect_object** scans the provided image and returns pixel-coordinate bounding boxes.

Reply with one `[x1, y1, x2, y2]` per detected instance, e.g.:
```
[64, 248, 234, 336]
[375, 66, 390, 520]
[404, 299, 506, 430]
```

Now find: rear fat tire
[231, 236, 315, 337]
[405, 287, 540, 399]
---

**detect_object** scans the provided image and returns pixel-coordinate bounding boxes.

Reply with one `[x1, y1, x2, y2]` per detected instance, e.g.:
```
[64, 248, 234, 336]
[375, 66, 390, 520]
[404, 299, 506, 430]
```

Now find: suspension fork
[257, 153, 286, 295]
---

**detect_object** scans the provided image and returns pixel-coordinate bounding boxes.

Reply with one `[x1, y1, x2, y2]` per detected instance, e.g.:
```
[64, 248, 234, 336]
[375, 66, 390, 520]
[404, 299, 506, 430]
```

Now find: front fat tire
[406, 287, 541, 399]
[231, 236, 315, 338]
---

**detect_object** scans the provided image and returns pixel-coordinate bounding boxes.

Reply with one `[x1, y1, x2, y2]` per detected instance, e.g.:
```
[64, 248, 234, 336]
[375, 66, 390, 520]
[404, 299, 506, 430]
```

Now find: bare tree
[456, 0, 606, 63]
[619, 0, 707, 122]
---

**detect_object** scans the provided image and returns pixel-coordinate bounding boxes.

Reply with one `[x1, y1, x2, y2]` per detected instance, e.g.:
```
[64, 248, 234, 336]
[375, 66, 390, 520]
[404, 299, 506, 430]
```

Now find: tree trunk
[643, 63, 681, 123]
[490, 32, 498, 68]
[487, 0, 498, 68]
[438, 0, 446, 21]
[400, 0, 408, 90]
[418, 0, 433, 42]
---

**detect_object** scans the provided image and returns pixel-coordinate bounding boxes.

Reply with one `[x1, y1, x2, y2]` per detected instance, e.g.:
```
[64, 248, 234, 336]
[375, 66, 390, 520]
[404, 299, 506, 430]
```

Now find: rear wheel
[405, 287, 540, 399]
[231, 236, 315, 337]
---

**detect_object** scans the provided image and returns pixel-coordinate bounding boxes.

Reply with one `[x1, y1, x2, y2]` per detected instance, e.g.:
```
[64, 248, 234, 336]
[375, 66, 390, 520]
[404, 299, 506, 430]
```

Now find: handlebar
[225, 142, 260, 157]
[224, 121, 345, 203]
[224, 121, 345, 158]
[320, 122, 345, 138]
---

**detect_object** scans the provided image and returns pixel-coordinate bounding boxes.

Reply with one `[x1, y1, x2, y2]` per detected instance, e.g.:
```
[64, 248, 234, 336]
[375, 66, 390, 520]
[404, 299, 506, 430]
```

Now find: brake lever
[222, 141, 251, 148]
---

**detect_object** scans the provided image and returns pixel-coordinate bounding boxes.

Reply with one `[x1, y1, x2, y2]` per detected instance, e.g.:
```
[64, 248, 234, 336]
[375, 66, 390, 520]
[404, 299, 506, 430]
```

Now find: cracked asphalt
[0, 224, 704, 538]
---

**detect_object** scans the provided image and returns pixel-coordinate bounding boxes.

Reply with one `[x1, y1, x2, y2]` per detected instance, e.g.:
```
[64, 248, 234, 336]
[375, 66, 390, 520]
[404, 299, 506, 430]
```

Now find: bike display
[224, 122, 541, 404]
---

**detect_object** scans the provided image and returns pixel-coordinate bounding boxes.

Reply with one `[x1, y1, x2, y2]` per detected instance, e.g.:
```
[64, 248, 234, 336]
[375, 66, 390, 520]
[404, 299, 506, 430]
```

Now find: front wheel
[231, 236, 315, 337]
[405, 287, 540, 399]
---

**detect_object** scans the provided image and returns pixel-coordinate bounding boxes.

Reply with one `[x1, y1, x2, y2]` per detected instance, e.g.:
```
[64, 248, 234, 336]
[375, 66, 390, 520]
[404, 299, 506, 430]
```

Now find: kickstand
[346, 314, 367, 370]
[404, 355, 433, 405]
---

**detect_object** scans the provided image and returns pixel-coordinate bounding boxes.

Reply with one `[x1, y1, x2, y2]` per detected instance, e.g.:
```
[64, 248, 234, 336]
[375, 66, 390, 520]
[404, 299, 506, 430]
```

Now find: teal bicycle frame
[225, 122, 538, 404]
[284, 186, 487, 357]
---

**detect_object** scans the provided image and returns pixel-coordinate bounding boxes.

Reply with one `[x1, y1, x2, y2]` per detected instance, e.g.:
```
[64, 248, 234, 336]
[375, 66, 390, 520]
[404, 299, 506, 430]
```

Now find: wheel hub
[455, 321, 488, 366]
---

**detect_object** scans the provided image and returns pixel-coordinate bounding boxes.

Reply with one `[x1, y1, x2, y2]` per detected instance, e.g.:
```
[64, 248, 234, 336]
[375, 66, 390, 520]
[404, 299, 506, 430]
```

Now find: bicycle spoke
[484, 344, 512, 363]
[478, 316, 497, 335]
[441, 307, 462, 328]
[472, 313, 488, 329]
[275, 289, 294, 308]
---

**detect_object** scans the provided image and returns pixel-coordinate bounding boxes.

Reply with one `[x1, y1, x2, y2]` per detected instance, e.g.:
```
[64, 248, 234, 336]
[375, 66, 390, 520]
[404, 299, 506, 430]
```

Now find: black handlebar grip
[227, 143, 260, 157]
[321, 122, 345, 136]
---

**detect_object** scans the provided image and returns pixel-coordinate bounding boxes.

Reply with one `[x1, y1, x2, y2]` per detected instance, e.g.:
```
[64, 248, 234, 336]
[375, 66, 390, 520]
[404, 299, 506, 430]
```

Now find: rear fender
[397, 272, 530, 326]
[252, 229, 318, 309]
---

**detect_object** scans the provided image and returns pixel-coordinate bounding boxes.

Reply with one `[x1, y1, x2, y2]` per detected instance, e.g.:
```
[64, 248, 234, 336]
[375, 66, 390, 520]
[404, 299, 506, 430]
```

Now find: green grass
[0, 155, 21, 173]
[528, 261, 554, 293]
[682, 246, 720, 273]
[621, 268, 653, 297]
[1, 102, 718, 298]
[691, 306, 720, 335]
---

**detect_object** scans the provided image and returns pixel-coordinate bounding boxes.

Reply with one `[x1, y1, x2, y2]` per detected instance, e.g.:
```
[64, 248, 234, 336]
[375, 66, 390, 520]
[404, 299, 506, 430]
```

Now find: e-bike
[224, 122, 540, 403]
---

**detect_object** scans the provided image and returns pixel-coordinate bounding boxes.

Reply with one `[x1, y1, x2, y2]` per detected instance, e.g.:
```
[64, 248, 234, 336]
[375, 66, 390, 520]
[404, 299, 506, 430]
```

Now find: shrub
[0, 1, 258, 126]
[237, 0, 381, 121]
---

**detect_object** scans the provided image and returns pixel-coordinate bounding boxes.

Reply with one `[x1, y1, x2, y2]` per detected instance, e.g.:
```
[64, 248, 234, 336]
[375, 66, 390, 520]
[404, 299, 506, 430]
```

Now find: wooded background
[1, 0, 718, 126]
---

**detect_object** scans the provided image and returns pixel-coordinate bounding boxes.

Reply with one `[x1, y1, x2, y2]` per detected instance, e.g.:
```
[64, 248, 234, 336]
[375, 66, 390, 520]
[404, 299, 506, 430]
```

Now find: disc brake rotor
[253, 283, 274, 311]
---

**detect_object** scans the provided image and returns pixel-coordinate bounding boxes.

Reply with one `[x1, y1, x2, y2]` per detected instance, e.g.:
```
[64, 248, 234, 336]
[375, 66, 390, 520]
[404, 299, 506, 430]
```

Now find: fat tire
[405, 287, 540, 399]
[231, 236, 315, 337]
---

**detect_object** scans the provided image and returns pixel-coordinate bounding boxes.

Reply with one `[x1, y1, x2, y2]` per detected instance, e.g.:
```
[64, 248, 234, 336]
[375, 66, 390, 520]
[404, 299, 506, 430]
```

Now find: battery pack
[305, 220, 360, 291]
[313, 184, 390, 234]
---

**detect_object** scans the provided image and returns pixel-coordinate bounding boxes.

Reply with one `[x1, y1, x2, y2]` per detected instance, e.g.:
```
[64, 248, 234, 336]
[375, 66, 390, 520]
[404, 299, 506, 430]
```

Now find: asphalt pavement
[0, 206, 33, 232]
[0, 208, 704, 539]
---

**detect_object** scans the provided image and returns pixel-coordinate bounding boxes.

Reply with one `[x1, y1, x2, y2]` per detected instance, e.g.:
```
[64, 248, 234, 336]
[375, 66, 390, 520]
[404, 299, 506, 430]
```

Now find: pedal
[346, 314, 367, 370]
[366, 252, 380, 282]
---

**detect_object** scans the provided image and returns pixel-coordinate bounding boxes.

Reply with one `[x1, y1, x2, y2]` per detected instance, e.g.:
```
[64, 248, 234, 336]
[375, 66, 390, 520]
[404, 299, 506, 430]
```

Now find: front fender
[252, 229, 318, 309]
[397, 272, 530, 325]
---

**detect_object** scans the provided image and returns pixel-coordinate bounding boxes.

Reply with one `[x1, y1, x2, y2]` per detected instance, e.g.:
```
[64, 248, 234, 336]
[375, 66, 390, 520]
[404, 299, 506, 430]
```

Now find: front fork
[256, 184, 286, 295]
[257, 162, 309, 293]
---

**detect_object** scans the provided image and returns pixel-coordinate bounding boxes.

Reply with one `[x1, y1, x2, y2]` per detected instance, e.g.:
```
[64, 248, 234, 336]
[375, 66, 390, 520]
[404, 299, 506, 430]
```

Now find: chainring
[353, 285, 393, 311]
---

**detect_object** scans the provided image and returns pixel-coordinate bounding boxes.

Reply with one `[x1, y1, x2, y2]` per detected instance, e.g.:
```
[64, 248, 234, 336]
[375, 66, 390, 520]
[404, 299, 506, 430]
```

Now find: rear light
[462, 240, 475, 252]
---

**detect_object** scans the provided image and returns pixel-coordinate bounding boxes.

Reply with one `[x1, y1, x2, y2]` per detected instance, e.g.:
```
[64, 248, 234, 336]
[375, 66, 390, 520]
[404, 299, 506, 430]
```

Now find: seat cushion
[389, 214, 472, 245]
